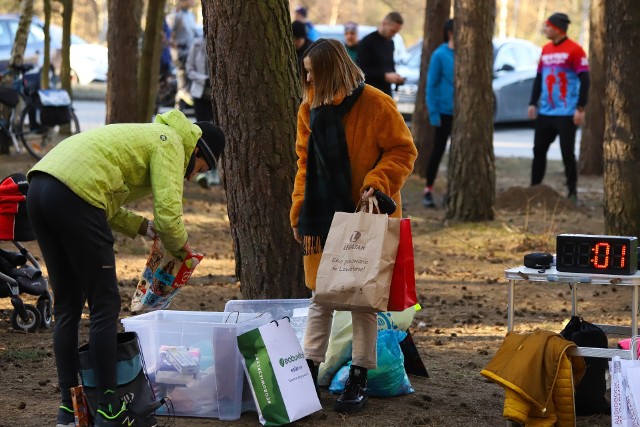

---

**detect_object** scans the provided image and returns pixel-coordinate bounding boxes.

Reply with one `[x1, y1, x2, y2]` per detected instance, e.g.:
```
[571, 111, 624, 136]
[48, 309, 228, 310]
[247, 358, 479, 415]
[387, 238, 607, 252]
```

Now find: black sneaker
[422, 192, 436, 208]
[94, 402, 158, 427]
[56, 405, 75, 427]
[334, 365, 368, 413]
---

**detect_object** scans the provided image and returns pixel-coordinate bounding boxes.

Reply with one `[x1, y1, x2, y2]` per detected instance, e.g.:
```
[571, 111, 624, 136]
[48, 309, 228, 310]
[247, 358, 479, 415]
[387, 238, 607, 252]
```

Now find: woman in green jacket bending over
[27, 110, 225, 427]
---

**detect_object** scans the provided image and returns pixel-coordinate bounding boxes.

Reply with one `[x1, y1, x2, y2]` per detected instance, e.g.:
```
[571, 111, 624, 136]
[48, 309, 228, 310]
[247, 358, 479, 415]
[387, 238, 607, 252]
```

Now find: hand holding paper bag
[313, 198, 400, 312]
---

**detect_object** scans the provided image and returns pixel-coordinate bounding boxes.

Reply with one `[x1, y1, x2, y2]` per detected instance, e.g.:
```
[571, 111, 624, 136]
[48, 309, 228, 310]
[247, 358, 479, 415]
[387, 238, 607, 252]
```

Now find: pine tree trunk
[446, 0, 495, 221]
[106, 0, 142, 124]
[203, 0, 307, 298]
[137, 0, 166, 123]
[8, 0, 34, 69]
[578, 0, 605, 175]
[41, 0, 51, 89]
[411, 0, 451, 180]
[60, 0, 73, 97]
[604, 0, 640, 235]
[498, 0, 508, 39]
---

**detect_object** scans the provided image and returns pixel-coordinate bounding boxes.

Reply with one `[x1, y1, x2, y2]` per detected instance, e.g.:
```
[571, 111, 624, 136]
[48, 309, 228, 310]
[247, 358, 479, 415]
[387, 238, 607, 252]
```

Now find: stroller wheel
[11, 304, 41, 332]
[36, 296, 53, 329]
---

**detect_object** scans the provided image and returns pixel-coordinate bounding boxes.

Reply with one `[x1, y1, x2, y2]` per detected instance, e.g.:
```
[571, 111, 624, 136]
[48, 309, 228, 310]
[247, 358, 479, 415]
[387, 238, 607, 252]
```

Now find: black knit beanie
[547, 13, 570, 33]
[194, 122, 225, 169]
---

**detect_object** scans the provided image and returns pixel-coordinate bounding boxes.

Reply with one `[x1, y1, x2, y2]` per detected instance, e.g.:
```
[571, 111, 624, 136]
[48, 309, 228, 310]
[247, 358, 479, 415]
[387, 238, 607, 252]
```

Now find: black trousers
[26, 173, 121, 407]
[426, 114, 453, 187]
[531, 114, 578, 195]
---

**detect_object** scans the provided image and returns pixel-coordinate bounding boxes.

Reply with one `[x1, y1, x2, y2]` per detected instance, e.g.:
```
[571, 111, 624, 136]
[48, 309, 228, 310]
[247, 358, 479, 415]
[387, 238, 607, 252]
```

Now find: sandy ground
[0, 151, 619, 427]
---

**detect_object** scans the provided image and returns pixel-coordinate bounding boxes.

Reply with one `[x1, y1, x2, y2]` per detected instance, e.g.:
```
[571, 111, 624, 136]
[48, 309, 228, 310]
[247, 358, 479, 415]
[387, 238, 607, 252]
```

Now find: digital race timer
[556, 234, 638, 275]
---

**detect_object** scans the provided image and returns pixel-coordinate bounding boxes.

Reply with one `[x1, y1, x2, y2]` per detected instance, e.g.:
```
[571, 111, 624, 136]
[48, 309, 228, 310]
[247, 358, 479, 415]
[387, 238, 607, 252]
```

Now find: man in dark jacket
[356, 12, 405, 96]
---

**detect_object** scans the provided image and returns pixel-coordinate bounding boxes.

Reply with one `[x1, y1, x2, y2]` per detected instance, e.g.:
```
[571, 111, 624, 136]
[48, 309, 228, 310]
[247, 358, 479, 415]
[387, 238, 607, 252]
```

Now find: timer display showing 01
[556, 234, 638, 275]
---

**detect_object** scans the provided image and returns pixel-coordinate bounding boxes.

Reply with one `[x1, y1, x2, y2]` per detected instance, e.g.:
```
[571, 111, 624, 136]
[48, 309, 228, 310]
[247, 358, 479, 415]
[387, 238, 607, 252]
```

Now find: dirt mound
[496, 184, 572, 211]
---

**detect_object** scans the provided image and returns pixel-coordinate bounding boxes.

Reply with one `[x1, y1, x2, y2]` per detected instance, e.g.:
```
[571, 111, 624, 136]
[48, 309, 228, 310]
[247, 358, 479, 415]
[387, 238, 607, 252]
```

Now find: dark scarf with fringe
[297, 83, 364, 256]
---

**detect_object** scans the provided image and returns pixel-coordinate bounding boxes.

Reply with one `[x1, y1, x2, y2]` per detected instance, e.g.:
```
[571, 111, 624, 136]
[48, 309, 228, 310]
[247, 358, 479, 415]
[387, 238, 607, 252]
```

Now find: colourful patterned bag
[131, 238, 203, 312]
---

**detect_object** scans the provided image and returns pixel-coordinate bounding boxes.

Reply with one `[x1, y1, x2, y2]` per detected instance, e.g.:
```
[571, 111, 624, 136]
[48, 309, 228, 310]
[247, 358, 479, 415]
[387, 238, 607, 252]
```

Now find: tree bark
[509, 0, 521, 38]
[203, 0, 307, 298]
[446, 0, 495, 221]
[498, 0, 508, 39]
[411, 0, 450, 180]
[59, 0, 72, 96]
[8, 0, 34, 71]
[578, 0, 605, 175]
[137, 0, 166, 123]
[604, 0, 640, 235]
[106, 0, 142, 124]
[41, 0, 51, 89]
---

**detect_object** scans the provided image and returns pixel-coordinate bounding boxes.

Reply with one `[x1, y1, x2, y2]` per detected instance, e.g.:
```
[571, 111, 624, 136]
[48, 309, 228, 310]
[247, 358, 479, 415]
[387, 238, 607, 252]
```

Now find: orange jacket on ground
[481, 330, 585, 426]
[290, 84, 417, 289]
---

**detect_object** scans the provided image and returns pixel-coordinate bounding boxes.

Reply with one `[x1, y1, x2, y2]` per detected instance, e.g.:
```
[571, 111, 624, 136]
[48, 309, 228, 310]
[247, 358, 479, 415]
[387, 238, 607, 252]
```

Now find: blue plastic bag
[329, 329, 415, 397]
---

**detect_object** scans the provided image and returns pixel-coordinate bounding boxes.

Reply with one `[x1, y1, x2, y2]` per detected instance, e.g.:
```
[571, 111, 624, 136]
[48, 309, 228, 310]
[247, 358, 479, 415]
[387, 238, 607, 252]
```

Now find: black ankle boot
[307, 359, 320, 398]
[334, 365, 368, 413]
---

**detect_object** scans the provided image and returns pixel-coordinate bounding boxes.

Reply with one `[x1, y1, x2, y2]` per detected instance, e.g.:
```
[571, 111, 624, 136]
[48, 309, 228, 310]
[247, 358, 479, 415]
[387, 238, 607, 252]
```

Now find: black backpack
[559, 316, 610, 415]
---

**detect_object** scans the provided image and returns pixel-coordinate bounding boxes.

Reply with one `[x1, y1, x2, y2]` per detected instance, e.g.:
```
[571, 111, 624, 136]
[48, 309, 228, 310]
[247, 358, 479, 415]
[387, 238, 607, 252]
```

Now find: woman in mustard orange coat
[290, 38, 417, 413]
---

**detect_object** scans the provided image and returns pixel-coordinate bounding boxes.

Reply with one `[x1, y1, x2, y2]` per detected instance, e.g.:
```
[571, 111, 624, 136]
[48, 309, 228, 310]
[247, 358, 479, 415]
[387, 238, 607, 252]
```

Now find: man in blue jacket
[423, 19, 454, 208]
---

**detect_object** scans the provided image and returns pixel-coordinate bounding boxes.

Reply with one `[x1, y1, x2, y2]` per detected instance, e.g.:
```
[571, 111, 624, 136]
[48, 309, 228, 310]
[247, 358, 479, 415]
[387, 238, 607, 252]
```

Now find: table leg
[571, 283, 577, 316]
[508, 280, 514, 332]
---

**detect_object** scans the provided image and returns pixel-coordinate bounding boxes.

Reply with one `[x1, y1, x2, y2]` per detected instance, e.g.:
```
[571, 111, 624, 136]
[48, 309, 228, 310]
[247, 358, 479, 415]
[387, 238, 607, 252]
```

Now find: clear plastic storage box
[121, 310, 271, 420]
[224, 298, 311, 344]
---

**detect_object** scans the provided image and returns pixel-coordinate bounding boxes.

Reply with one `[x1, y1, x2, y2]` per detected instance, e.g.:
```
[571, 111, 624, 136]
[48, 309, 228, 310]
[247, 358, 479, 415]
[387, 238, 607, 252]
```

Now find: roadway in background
[73, 99, 579, 161]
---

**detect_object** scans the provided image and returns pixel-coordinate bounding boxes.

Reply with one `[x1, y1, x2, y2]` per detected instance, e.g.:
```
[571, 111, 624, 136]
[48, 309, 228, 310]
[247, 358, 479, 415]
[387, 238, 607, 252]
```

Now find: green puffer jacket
[27, 110, 201, 252]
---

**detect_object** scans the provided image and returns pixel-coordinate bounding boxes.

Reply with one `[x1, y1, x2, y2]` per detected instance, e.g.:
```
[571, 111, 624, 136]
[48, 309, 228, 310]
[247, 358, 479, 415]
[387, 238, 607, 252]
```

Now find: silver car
[393, 38, 541, 123]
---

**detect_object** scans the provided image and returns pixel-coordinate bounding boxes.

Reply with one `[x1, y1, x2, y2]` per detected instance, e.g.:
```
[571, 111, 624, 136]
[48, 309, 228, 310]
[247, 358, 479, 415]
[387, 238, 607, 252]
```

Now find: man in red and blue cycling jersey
[528, 12, 589, 202]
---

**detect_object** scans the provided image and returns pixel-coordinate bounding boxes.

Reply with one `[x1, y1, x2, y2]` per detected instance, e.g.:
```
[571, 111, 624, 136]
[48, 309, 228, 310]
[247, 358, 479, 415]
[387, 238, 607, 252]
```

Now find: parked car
[392, 38, 542, 123]
[0, 14, 46, 72]
[47, 24, 108, 85]
[0, 15, 108, 85]
[313, 24, 407, 64]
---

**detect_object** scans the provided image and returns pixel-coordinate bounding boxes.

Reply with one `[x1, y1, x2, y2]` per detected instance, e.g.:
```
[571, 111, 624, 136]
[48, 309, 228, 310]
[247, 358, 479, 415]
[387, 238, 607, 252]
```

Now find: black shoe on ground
[307, 359, 321, 399]
[422, 192, 436, 208]
[567, 191, 577, 203]
[334, 365, 368, 413]
[94, 402, 158, 427]
[56, 405, 75, 427]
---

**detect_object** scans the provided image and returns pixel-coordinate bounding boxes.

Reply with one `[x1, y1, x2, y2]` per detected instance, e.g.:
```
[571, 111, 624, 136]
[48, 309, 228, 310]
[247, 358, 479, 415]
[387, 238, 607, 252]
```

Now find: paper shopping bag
[314, 207, 400, 312]
[237, 318, 322, 426]
[130, 238, 203, 312]
[386, 218, 417, 312]
[610, 356, 640, 427]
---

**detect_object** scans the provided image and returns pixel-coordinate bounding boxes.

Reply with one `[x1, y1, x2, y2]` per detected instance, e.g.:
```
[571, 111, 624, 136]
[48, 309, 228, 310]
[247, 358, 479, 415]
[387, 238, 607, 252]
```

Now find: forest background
[0, 0, 591, 52]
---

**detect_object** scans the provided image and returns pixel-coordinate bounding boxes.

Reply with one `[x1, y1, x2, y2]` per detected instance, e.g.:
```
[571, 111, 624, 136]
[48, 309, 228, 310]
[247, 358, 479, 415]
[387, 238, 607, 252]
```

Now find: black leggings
[425, 114, 453, 187]
[27, 173, 121, 407]
[531, 114, 578, 195]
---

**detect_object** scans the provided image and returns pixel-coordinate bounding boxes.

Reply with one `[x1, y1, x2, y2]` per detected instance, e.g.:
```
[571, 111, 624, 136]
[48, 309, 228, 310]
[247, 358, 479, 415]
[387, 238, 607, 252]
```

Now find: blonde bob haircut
[301, 38, 365, 109]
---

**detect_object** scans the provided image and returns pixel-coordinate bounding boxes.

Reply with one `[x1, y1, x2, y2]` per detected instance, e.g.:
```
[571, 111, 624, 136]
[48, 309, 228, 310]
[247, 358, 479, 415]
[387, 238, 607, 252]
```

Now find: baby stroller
[0, 173, 52, 332]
